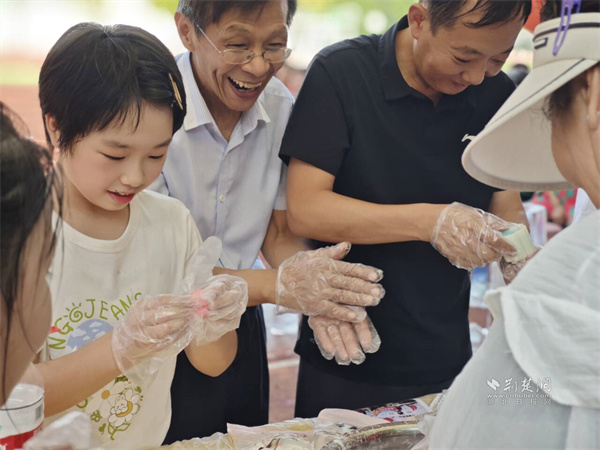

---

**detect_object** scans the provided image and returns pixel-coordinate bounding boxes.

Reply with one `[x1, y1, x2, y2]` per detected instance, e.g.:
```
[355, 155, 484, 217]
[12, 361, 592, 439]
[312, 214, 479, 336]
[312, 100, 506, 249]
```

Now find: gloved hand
[430, 202, 517, 270]
[183, 236, 248, 345]
[499, 248, 540, 284]
[276, 242, 385, 322]
[112, 236, 248, 386]
[189, 274, 248, 346]
[308, 315, 381, 366]
[111, 293, 198, 386]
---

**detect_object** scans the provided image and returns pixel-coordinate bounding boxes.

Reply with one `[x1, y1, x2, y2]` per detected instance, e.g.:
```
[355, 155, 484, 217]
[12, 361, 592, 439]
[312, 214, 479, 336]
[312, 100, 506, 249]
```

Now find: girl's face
[1, 206, 54, 405]
[551, 67, 600, 197]
[49, 103, 173, 216]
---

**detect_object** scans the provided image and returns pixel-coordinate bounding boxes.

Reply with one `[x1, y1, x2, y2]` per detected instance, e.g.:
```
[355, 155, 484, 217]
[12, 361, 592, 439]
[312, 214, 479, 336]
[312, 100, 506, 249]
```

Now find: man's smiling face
[188, 0, 289, 113]
[411, 2, 524, 96]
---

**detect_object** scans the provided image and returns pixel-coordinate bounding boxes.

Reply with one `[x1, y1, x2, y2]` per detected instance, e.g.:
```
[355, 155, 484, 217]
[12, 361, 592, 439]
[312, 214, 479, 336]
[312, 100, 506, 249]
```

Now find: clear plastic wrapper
[276, 242, 385, 322]
[23, 411, 93, 450]
[430, 202, 517, 269]
[499, 224, 540, 283]
[499, 250, 540, 284]
[157, 432, 234, 449]
[309, 315, 381, 365]
[228, 419, 315, 449]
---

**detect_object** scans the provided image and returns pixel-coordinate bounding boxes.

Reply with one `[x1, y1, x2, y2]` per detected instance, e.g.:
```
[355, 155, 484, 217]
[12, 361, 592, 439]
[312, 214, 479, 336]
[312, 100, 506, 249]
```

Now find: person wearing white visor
[426, 0, 599, 448]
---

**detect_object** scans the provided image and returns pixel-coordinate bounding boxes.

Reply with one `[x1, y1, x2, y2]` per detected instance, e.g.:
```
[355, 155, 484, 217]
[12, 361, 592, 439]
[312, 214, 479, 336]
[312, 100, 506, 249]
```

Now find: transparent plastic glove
[430, 202, 517, 269]
[276, 242, 385, 322]
[111, 234, 248, 385]
[184, 236, 248, 345]
[111, 294, 198, 386]
[308, 315, 381, 366]
[183, 236, 223, 292]
[500, 248, 540, 284]
[189, 274, 248, 346]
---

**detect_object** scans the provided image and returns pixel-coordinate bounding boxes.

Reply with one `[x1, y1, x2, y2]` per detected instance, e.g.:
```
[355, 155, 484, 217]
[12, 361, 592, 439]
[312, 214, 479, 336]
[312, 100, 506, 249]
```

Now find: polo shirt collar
[379, 17, 413, 102]
[179, 52, 271, 133]
[378, 17, 477, 108]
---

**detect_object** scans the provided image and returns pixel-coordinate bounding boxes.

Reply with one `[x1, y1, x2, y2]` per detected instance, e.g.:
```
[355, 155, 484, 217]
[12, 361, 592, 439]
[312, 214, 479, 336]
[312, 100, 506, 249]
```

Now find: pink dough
[192, 289, 210, 318]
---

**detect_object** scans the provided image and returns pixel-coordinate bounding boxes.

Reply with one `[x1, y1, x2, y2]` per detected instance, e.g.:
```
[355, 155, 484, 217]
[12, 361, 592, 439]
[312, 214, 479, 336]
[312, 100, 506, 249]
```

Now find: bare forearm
[261, 232, 309, 268]
[184, 330, 237, 378]
[288, 190, 445, 244]
[489, 191, 528, 228]
[36, 333, 120, 416]
[213, 267, 276, 306]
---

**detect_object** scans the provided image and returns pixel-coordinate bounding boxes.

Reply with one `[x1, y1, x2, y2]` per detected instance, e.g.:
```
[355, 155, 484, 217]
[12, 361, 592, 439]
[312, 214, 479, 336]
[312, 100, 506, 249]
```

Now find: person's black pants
[294, 358, 453, 418]
[163, 306, 269, 443]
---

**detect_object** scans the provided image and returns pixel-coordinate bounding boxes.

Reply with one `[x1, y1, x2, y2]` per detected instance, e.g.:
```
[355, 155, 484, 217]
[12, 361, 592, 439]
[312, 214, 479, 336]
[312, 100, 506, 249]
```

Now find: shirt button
[219, 194, 226, 203]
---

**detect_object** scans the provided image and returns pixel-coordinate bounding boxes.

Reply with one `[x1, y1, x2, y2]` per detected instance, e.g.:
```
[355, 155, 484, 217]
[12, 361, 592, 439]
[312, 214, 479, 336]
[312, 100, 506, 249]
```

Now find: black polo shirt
[279, 17, 515, 386]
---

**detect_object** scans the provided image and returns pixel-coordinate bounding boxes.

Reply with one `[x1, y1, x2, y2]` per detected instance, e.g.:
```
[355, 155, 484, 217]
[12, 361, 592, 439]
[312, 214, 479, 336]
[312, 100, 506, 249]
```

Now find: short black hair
[178, 0, 297, 30]
[39, 23, 186, 153]
[421, 0, 532, 34]
[542, 0, 600, 119]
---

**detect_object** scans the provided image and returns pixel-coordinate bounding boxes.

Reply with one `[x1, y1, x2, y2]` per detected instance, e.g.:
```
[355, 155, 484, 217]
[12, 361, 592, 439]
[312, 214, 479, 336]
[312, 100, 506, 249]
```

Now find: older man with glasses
[150, 0, 386, 443]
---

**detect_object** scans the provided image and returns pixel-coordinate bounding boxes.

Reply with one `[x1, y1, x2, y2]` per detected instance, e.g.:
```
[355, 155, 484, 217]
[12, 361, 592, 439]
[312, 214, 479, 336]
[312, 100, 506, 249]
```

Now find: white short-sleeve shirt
[45, 191, 202, 448]
[150, 52, 294, 270]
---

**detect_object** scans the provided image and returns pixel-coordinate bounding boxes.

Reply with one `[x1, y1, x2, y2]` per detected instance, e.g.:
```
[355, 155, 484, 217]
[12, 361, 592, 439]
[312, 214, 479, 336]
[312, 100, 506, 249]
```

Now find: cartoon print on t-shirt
[48, 293, 145, 441]
[80, 375, 143, 440]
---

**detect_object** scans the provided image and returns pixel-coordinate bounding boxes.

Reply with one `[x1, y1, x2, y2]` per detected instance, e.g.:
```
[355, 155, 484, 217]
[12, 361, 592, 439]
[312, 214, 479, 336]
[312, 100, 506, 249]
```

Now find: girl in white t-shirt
[34, 23, 248, 447]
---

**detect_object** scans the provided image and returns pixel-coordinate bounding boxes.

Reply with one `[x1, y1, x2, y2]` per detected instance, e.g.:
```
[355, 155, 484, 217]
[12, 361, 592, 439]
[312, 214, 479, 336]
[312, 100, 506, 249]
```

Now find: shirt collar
[378, 17, 477, 108]
[378, 17, 414, 102]
[179, 52, 271, 133]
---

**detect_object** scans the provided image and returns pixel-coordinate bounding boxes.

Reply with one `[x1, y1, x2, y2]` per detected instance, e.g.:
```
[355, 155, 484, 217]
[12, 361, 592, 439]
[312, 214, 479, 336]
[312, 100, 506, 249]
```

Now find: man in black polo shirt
[280, 0, 532, 417]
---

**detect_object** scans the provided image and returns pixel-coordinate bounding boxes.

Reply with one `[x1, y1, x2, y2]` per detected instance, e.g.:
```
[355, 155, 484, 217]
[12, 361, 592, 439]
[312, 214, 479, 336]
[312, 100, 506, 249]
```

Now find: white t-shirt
[149, 52, 293, 270]
[428, 211, 600, 448]
[45, 191, 202, 448]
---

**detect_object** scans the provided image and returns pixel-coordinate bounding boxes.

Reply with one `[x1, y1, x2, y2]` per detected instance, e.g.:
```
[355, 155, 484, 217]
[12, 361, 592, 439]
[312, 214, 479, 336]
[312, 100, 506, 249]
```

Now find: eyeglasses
[195, 24, 292, 65]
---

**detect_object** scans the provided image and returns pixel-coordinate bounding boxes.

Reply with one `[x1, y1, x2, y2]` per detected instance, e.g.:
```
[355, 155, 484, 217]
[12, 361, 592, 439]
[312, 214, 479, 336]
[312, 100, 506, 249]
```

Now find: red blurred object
[525, 0, 544, 32]
[192, 289, 210, 318]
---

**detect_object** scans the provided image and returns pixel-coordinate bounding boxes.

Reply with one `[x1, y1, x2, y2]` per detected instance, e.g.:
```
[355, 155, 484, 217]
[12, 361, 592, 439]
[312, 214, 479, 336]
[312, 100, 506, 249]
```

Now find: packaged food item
[227, 418, 315, 448]
[355, 393, 441, 424]
[313, 422, 358, 449]
[501, 224, 538, 263]
[321, 422, 424, 450]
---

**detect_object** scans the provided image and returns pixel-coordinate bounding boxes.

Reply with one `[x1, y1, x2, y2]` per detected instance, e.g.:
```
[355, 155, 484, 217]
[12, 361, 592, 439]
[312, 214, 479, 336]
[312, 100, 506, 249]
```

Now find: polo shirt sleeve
[279, 58, 349, 176]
